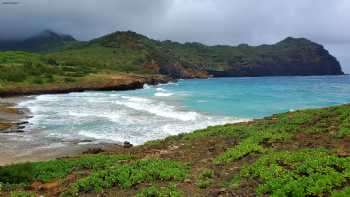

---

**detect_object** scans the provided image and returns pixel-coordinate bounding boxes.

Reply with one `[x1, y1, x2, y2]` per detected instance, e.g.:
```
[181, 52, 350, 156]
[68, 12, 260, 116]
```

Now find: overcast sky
[1, 0, 349, 72]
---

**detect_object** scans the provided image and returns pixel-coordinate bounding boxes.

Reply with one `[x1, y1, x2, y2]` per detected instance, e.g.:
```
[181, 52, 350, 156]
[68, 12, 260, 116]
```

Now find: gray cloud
[0, 0, 349, 72]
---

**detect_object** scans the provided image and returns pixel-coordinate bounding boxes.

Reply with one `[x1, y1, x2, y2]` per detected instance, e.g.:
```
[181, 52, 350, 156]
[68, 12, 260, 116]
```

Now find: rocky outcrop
[160, 37, 343, 78]
[159, 64, 209, 79]
[1, 30, 344, 78]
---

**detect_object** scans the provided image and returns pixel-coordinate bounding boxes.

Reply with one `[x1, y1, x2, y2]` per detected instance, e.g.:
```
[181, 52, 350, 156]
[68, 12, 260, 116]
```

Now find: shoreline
[0, 74, 348, 166]
[0, 73, 173, 165]
[1, 103, 350, 196]
[0, 97, 127, 166]
[0, 73, 172, 98]
[1, 73, 347, 98]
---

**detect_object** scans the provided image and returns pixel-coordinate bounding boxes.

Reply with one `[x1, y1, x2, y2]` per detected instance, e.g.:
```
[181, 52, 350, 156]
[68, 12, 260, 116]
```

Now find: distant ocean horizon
[10, 75, 350, 148]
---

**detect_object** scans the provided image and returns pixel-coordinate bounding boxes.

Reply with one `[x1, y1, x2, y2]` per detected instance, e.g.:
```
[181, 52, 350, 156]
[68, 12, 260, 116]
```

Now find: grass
[0, 49, 152, 92]
[0, 154, 131, 184]
[332, 187, 350, 197]
[9, 191, 36, 197]
[61, 158, 188, 196]
[182, 105, 350, 141]
[196, 169, 214, 189]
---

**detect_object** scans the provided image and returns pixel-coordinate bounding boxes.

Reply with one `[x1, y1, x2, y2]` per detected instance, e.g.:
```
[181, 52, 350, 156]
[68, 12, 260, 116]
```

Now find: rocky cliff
[0, 31, 344, 78]
[90, 31, 343, 78]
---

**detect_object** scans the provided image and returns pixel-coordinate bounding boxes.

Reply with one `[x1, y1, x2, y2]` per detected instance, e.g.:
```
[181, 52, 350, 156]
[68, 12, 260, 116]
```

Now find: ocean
[14, 75, 350, 147]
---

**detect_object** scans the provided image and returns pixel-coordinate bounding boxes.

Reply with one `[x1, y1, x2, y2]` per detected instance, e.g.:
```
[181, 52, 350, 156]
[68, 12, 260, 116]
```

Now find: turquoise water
[15, 75, 350, 146]
[145, 75, 350, 118]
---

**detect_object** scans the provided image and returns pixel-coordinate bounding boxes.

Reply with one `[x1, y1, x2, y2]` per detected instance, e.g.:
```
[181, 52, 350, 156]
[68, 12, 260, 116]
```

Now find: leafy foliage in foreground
[196, 169, 214, 189]
[62, 159, 188, 196]
[9, 191, 36, 197]
[331, 187, 350, 197]
[239, 149, 350, 196]
[0, 154, 131, 184]
[136, 184, 183, 197]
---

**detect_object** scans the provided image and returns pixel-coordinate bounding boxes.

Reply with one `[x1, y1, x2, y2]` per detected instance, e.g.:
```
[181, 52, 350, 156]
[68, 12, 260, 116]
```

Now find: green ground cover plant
[331, 187, 350, 197]
[9, 191, 36, 197]
[61, 158, 188, 196]
[136, 184, 183, 197]
[196, 169, 214, 189]
[239, 149, 350, 196]
[0, 154, 131, 184]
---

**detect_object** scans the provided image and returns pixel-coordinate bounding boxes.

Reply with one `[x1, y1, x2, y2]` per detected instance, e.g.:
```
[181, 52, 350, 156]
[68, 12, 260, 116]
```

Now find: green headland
[0, 30, 343, 97]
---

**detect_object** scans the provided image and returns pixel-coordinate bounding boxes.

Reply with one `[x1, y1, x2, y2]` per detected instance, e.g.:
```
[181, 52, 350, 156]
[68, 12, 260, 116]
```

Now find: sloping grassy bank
[0, 73, 170, 97]
[1, 104, 350, 196]
[0, 51, 171, 97]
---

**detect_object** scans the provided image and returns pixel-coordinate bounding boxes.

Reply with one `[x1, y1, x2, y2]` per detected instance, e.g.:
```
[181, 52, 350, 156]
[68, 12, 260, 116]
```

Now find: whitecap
[154, 92, 174, 97]
[156, 87, 166, 92]
[14, 89, 247, 148]
[115, 96, 199, 121]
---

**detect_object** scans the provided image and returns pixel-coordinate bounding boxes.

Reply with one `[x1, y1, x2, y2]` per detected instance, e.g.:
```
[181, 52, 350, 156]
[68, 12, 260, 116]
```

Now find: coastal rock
[95, 31, 343, 78]
[0, 31, 344, 98]
[0, 74, 171, 97]
[83, 148, 104, 154]
[123, 141, 133, 148]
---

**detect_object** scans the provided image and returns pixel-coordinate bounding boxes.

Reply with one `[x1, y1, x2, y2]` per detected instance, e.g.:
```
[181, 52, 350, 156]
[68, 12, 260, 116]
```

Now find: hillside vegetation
[0, 31, 343, 94]
[1, 104, 350, 196]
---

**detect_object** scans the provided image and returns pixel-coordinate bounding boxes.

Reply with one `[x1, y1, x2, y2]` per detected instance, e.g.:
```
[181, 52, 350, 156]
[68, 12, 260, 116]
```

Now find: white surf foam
[116, 96, 198, 121]
[16, 90, 247, 146]
[154, 92, 174, 97]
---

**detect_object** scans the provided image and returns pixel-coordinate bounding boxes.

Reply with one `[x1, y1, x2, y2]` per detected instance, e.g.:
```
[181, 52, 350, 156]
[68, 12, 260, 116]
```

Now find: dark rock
[208, 147, 215, 152]
[123, 141, 133, 148]
[208, 188, 227, 197]
[17, 126, 26, 130]
[83, 148, 104, 154]
[16, 121, 29, 125]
